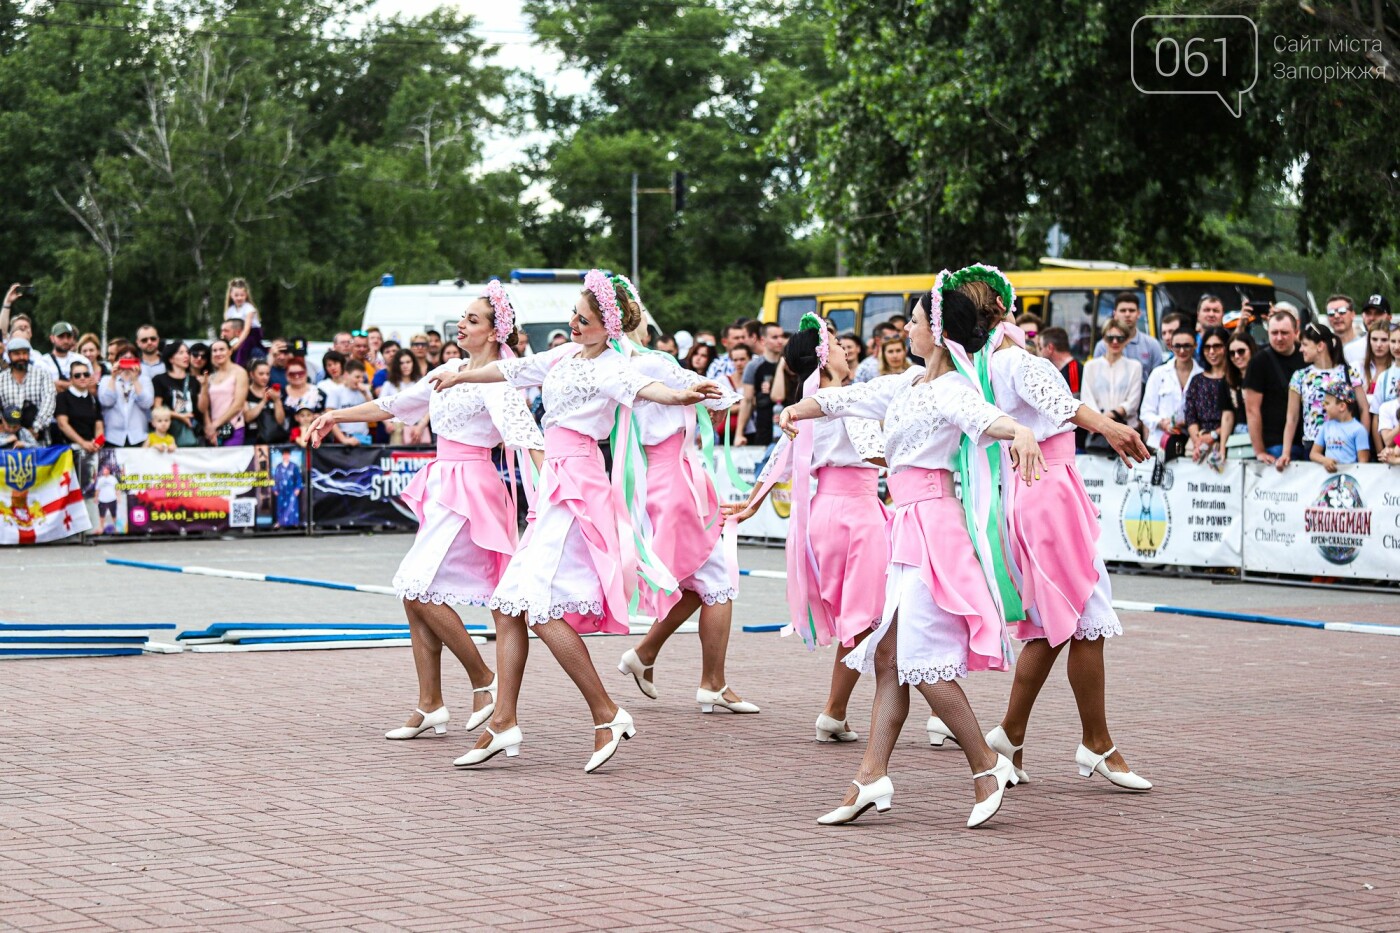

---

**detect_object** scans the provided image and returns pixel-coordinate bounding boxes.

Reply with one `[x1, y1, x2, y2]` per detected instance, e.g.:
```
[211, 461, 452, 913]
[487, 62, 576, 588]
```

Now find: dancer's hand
[306, 412, 336, 448]
[674, 380, 724, 405]
[777, 407, 799, 439]
[721, 500, 758, 524]
[429, 368, 469, 392]
[1102, 420, 1149, 467]
[1008, 426, 1044, 486]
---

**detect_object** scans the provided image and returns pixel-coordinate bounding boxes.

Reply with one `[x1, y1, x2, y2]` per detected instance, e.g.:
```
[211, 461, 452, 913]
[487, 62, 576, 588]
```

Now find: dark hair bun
[940, 289, 991, 354]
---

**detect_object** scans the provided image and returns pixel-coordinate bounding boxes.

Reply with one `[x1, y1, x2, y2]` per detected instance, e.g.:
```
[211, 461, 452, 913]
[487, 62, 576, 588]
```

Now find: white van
[360, 269, 657, 353]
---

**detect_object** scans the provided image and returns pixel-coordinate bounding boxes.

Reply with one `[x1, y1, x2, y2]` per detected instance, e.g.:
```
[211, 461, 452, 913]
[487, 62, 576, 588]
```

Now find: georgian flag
[1, 446, 91, 544]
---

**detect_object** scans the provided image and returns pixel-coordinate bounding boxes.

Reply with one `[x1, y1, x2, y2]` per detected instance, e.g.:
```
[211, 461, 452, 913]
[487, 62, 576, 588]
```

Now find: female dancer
[779, 284, 1044, 829]
[925, 269, 1152, 792]
[612, 276, 759, 715]
[430, 270, 722, 772]
[306, 283, 544, 741]
[723, 314, 889, 741]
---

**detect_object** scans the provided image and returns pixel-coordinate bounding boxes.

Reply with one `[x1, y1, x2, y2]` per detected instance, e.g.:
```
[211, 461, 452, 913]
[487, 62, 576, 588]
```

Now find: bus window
[823, 306, 856, 335]
[1047, 290, 1095, 360]
[862, 294, 906, 340]
[778, 297, 818, 334]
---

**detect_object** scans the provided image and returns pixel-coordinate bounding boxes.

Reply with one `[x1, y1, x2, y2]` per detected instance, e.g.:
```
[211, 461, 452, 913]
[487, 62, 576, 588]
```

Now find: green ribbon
[722, 415, 753, 496]
[952, 348, 1025, 623]
[609, 337, 675, 596]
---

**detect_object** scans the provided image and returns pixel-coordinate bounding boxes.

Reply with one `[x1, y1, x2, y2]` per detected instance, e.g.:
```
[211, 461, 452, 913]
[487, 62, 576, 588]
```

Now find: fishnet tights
[403, 600, 492, 718]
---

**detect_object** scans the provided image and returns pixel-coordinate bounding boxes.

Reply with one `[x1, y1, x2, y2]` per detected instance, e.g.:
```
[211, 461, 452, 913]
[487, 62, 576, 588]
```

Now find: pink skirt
[489, 427, 629, 634]
[639, 434, 723, 618]
[802, 467, 888, 647]
[845, 468, 1008, 680]
[1006, 432, 1101, 647]
[394, 441, 516, 605]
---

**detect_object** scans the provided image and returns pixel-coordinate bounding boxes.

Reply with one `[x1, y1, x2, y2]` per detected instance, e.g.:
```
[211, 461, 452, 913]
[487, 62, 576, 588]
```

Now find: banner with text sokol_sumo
[1242, 463, 1400, 582]
[309, 445, 433, 530]
[91, 445, 306, 536]
[1076, 456, 1243, 568]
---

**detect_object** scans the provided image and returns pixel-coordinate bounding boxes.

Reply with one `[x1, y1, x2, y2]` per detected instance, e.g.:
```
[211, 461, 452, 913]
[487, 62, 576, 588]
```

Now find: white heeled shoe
[967, 754, 1019, 829]
[463, 677, 498, 732]
[385, 706, 449, 740]
[697, 686, 760, 714]
[453, 725, 522, 768]
[926, 715, 956, 747]
[584, 709, 637, 773]
[986, 726, 1030, 784]
[817, 776, 894, 825]
[1076, 744, 1152, 791]
[617, 649, 658, 699]
[815, 713, 858, 743]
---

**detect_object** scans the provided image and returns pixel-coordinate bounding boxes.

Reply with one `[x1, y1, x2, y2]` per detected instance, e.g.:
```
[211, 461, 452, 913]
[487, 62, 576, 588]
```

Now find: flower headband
[926, 269, 951, 347]
[583, 268, 624, 340]
[945, 263, 1016, 317]
[609, 273, 644, 312]
[481, 279, 515, 346]
[798, 312, 829, 368]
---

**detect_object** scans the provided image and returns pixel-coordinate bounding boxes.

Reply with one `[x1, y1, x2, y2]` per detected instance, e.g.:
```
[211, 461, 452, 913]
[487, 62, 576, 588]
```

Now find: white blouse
[1081, 355, 1143, 428]
[989, 346, 1082, 442]
[757, 414, 884, 483]
[815, 368, 1005, 474]
[630, 350, 738, 446]
[376, 359, 544, 450]
[497, 343, 657, 440]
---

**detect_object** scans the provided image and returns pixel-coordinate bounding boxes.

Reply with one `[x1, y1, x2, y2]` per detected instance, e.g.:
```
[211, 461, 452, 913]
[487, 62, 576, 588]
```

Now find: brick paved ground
[2, 539, 1398, 931]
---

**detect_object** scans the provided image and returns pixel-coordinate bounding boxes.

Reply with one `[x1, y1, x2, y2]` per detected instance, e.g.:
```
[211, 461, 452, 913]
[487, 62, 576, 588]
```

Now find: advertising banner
[89, 445, 306, 536]
[0, 445, 90, 544]
[309, 445, 433, 530]
[1076, 455, 1244, 568]
[1242, 463, 1400, 582]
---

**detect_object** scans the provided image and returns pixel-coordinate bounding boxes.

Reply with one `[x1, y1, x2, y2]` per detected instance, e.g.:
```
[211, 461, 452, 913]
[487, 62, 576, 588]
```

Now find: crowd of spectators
[1020, 290, 1399, 468]
[2, 276, 1395, 469]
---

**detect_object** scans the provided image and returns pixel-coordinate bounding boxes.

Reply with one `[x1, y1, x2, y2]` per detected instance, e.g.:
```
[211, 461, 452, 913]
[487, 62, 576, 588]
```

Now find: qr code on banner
[229, 498, 255, 528]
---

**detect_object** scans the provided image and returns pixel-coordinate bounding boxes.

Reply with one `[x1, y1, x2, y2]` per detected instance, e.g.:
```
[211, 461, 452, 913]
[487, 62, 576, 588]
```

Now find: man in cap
[0, 337, 56, 437]
[37, 320, 85, 393]
[1362, 294, 1392, 331]
[0, 403, 40, 448]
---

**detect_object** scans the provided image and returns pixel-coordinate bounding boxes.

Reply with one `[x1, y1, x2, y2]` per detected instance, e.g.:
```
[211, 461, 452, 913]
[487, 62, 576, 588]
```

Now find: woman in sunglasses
[1080, 321, 1143, 445]
[1183, 326, 1231, 465]
[1218, 333, 1256, 444]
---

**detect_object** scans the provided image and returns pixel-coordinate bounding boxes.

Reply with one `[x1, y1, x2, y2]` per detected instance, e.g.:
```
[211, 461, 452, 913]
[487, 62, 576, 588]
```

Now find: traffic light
[672, 171, 686, 212]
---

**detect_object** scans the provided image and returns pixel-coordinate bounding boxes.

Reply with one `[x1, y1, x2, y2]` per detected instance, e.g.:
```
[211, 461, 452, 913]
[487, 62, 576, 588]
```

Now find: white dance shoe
[986, 726, 1031, 784]
[697, 686, 760, 714]
[1075, 744, 1152, 791]
[452, 725, 522, 768]
[817, 776, 894, 825]
[967, 754, 1019, 829]
[814, 713, 858, 743]
[385, 706, 449, 740]
[926, 716, 956, 747]
[617, 649, 658, 699]
[584, 708, 637, 773]
[464, 677, 498, 732]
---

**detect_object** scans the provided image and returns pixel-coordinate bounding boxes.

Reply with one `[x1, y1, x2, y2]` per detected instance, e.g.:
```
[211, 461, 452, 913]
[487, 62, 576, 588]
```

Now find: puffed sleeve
[813, 370, 909, 421]
[497, 343, 573, 390]
[598, 355, 661, 407]
[845, 417, 885, 461]
[1014, 353, 1082, 426]
[484, 385, 545, 450]
[376, 366, 437, 423]
[940, 377, 1005, 445]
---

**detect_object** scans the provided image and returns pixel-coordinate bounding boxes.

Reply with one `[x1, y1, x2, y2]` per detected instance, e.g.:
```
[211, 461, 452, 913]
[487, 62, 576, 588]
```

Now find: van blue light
[509, 269, 604, 282]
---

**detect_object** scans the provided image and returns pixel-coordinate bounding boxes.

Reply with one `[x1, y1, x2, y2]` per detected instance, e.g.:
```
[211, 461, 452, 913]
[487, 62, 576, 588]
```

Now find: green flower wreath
[944, 263, 1016, 314]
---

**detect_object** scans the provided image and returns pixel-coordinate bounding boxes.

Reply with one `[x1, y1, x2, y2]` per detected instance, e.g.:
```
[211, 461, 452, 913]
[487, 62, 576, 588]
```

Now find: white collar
[67, 385, 90, 398]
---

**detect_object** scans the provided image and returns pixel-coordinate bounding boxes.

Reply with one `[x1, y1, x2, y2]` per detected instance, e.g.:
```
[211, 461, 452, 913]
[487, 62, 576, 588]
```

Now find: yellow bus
[761, 262, 1294, 358]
